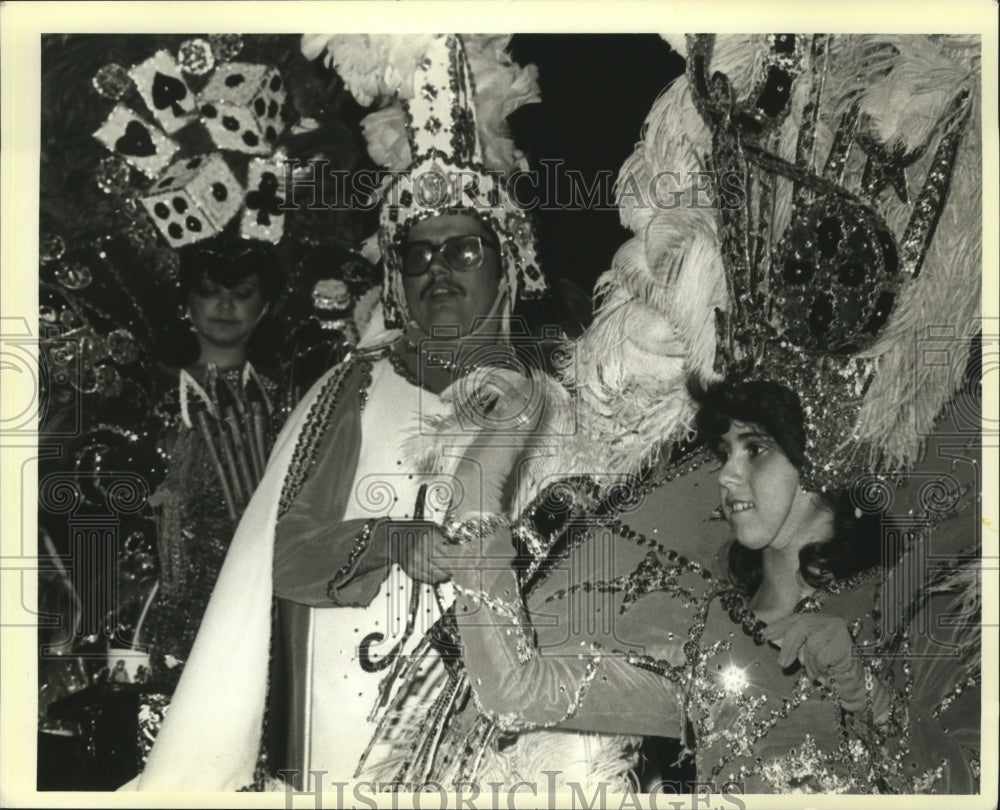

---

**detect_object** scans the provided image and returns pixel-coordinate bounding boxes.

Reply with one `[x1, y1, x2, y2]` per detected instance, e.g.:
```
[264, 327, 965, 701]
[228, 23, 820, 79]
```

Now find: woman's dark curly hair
[177, 240, 283, 306]
[161, 238, 285, 369]
[689, 376, 895, 595]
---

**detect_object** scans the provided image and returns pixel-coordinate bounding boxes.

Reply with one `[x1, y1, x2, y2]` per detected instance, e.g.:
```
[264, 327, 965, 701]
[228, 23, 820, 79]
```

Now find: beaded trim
[326, 519, 379, 602]
[795, 563, 882, 615]
[464, 642, 603, 734]
[519, 477, 600, 582]
[387, 344, 422, 388]
[511, 518, 547, 560]
[933, 673, 979, 718]
[276, 354, 377, 519]
[278, 357, 354, 518]
[357, 353, 376, 411]
[522, 448, 714, 589]
[453, 582, 534, 664]
[441, 513, 510, 545]
[716, 589, 769, 645]
[542, 550, 704, 615]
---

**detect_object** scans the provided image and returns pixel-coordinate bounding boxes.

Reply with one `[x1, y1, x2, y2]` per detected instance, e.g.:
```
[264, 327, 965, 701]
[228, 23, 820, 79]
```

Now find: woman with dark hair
[692, 378, 891, 611]
[385, 372, 978, 794]
[139, 237, 286, 691]
[168, 241, 283, 375]
[689, 378, 896, 716]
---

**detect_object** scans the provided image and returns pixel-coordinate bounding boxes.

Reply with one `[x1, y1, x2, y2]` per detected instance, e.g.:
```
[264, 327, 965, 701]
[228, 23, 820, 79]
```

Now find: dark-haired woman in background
[141, 238, 286, 690]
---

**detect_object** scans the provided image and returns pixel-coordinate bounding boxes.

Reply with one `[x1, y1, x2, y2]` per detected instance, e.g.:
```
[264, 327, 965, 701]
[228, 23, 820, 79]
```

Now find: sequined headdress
[668, 34, 981, 491]
[302, 34, 546, 331]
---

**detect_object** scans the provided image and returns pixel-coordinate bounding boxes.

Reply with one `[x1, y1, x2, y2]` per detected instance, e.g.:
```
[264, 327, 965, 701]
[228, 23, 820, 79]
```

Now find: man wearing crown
[132, 34, 551, 790]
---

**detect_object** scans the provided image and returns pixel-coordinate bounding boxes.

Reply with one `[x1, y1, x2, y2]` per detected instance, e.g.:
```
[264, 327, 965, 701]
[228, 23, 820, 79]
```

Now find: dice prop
[240, 158, 287, 243]
[197, 62, 287, 155]
[129, 50, 197, 135]
[141, 153, 243, 246]
[93, 104, 179, 179]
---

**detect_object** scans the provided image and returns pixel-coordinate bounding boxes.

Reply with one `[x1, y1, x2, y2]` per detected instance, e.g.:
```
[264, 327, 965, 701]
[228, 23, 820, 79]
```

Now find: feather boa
[473, 729, 641, 793]
[926, 551, 981, 674]
[398, 365, 577, 518]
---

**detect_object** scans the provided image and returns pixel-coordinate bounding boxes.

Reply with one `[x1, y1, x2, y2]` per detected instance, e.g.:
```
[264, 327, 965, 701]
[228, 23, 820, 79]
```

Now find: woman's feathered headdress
[553, 54, 731, 483]
[672, 34, 981, 491]
[557, 34, 980, 494]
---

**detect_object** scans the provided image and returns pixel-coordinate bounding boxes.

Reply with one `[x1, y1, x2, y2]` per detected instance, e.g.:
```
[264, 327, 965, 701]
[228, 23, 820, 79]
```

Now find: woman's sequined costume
[376, 395, 979, 794]
[446, 403, 978, 793]
[142, 365, 281, 690]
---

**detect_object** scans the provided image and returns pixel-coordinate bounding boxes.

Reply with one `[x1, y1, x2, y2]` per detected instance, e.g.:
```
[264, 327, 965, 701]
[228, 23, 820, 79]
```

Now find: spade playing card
[130, 50, 197, 134]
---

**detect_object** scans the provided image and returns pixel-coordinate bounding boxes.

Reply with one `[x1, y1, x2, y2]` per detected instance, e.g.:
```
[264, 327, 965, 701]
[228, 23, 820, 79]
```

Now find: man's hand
[381, 516, 514, 586]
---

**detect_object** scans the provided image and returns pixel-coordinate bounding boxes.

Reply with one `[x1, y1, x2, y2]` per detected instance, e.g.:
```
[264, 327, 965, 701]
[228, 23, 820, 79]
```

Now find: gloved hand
[449, 367, 542, 519]
[381, 516, 513, 585]
[763, 614, 889, 718]
[381, 518, 451, 585]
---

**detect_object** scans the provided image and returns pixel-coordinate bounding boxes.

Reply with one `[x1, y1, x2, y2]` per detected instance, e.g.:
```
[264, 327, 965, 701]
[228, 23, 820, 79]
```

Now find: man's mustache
[421, 279, 465, 299]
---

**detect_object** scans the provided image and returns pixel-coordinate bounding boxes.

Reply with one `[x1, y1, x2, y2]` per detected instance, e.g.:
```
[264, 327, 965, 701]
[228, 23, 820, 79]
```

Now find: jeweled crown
[308, 34, 546, 330]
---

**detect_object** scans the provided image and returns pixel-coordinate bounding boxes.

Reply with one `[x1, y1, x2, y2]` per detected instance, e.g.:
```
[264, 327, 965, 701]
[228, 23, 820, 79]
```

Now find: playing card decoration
[197, 62, 287, 155]
[93, 43, 297, 249]
[93, 104, 179, 179]
[141, 153, 243, 246]
[240, 158, 287, 242]
[129, 50, 197, 134]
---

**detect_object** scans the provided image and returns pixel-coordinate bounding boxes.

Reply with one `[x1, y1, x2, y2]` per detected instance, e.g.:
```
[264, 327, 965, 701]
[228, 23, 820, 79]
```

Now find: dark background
[511, 34, 685, 302]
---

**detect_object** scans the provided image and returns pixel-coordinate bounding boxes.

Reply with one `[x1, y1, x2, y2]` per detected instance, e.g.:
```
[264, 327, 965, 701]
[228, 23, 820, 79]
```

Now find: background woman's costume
[143, 362, 281, 690]
[37, 35, 384, 780]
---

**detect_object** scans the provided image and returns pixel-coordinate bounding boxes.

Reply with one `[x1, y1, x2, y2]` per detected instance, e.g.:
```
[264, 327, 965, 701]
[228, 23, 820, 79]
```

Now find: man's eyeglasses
[395, 234, 500, 277]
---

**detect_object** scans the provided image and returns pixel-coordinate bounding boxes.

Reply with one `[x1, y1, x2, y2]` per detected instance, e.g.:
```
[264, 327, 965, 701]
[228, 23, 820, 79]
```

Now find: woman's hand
[451, 368, 542, 518]
[763, 614, 884, 715]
